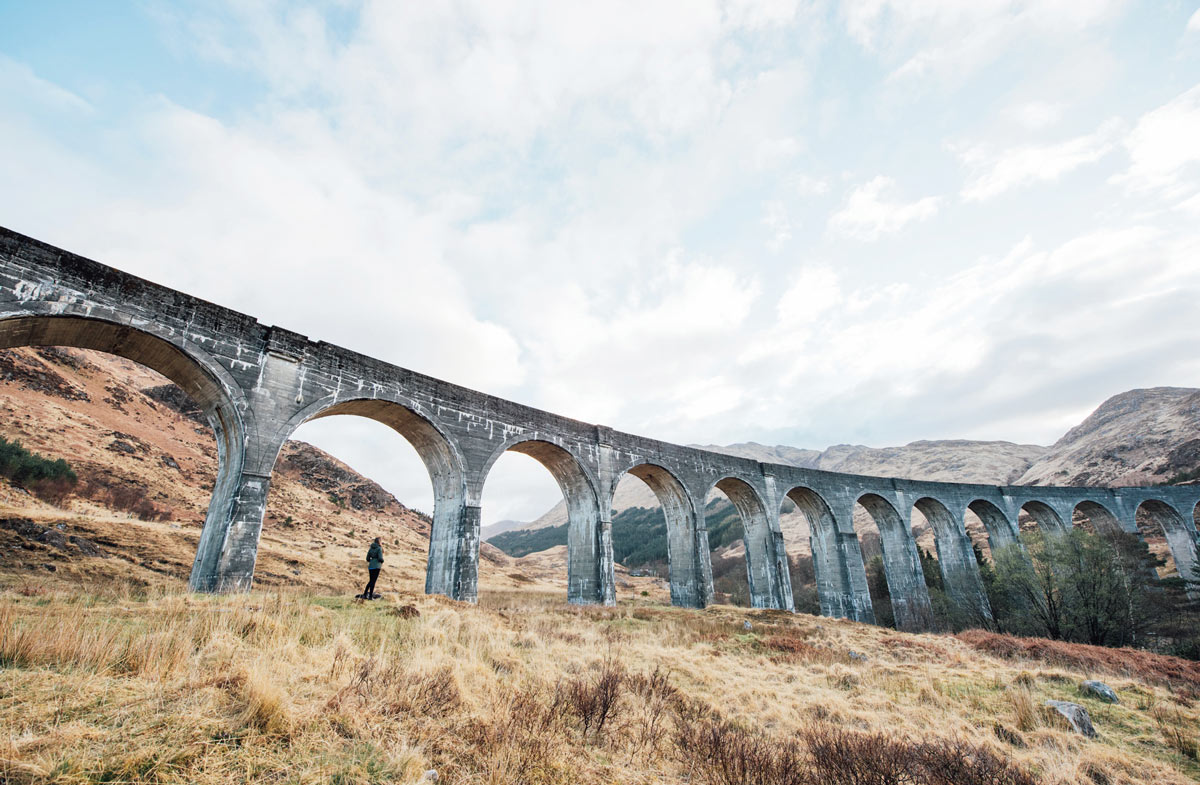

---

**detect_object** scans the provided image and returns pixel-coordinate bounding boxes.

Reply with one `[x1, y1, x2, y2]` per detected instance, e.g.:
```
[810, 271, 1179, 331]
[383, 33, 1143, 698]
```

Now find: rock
[848, 650, 868, 663]
[1045, 700, 1097, 737]
[422, 770, 439, 782]
[1080, 680, 1119, 704]
[69, 535, 107, 558]
[36, 528, 69, 551]
[41, 563, 56, 572]
[743, 620, 753, 631]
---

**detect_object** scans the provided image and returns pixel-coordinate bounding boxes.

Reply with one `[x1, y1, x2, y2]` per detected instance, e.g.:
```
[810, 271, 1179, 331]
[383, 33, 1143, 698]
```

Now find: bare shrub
[387, 665, 461, 718]
[800, 725, 1037, 785]
[675, 716, 808, 785]
[83, 481, 172, 521]
[468, 684, 570, 783]
[912, 737, 1039, 785]
[561, 657, 626, 739]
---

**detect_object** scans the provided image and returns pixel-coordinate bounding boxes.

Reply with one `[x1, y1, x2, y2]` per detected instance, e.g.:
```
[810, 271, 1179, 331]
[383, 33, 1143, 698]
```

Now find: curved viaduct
[2, 226, 1198, 631]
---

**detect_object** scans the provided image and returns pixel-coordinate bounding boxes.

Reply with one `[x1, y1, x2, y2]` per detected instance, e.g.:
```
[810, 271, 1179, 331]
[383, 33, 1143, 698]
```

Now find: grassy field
[2, 580, 1199, 785]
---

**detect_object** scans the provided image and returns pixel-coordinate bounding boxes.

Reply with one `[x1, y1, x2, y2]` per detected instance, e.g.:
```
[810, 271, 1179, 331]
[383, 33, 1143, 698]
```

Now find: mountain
[1016, 387, 1200, 486]
[479, 519, 527, 541]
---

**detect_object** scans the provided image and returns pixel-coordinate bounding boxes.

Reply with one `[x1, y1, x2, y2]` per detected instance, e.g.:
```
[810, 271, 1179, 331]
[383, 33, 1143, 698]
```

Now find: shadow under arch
[709, 476, 790, 610]
[0, 314, 247, 590]
[1074, 500, 1124, 536]
[1020, 500, 1067, 536]
[479, 437, 607, 605]
[1137, 499, 1200, 595]
[280, 396, 469, 598]
[967, 499, 1019, 552]
[914, 496, 993, 625]
[857, 492, 933, 632]
[615, 461, 703, 608]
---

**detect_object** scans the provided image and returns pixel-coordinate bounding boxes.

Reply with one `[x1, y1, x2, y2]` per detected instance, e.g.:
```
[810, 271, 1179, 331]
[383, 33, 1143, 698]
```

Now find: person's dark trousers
[363, 568, 380, 599]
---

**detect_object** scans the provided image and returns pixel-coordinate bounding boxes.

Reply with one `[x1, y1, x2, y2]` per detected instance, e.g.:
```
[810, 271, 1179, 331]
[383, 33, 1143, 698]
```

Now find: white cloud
[956, 117, 1122, 201]
[828, 177, 940, 240]
[1014, 101, 1064, 130]
[841, 0, 1129, 87]
[762, 200, 792, 252]
[1188, 8, 1200, 32]
[1116, 83, 1200, 197]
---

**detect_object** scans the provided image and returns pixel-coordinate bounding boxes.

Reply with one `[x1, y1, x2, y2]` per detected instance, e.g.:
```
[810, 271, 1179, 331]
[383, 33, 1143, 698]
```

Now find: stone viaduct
[2, 226, 1198, 631]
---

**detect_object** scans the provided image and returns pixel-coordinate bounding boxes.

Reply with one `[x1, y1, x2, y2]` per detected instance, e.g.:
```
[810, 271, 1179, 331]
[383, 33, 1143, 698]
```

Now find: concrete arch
[858, 493, 933, 632]
[967, 499, 1020, 552]
[789, 487, 844, 617]
[278, 395, 470, 599]
[481, 437, 607, 605]
[1137, 499, 1200, 593]
[616, 462, 707, 608]
[1073, 500, 1124, 537]
[0, 313, 249, 593]
[710, 476, 791, 609]
[1021, 500, 1067, 536]
[913, 497, 993, 625]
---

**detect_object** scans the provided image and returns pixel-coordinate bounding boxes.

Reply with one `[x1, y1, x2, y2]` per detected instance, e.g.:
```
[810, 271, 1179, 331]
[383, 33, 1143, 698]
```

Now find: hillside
[1017, 387, 1200, 486]
[0, 347, 672, 600]
[4, 585, 1200, 784]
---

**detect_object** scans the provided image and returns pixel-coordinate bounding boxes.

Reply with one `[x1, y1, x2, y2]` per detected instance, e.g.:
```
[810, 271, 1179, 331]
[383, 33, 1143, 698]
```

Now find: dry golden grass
[1, 584, 1198, 784]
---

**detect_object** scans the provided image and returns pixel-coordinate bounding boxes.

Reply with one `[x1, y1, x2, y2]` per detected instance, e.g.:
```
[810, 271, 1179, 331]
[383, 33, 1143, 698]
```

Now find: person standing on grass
[362, 536, 384, 599]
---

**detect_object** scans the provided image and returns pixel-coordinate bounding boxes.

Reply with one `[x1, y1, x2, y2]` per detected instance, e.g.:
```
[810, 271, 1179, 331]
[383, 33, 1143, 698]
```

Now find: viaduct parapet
[2, 226, 1197, 631]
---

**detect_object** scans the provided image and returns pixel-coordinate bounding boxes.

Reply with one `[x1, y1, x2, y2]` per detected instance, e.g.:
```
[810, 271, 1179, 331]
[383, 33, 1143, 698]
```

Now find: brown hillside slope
[1018, 387, 1200, 486]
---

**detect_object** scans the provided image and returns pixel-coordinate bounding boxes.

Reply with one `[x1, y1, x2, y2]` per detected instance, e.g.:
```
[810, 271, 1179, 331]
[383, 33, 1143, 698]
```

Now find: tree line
[868, 527, 1199, 658]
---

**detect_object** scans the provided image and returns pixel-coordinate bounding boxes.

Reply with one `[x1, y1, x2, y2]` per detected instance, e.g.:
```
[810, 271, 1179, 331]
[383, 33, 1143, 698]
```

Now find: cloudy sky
[3, 1, 1200, 524]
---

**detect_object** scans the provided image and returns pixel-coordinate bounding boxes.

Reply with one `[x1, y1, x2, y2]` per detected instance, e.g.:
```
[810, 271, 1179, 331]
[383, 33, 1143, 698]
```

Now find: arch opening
[612, 463, 694, 606]
[1136, 500, 1197, 585]
[914, 497, 993, 629]
[858, 493, 933, 632]
[1019, 501, 1067, 537]
[705, 477, 787, 609]
[266, 401, 460, 595]
[777, 492, 825, 614]
[480, 439, 604, 605]
[1073, 500, 1124, 537]
[968, 500, 1018, 555]
[0, 315, 244, 590]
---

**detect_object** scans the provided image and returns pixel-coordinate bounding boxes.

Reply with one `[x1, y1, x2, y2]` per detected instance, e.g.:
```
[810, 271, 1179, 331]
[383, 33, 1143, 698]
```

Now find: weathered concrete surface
[3, 225, 1199, 627]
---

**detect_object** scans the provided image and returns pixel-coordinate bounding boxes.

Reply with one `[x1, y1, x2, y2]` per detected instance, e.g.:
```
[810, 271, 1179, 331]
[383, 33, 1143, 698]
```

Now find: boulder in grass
[1080, 680, 1118, 704]
[1045, 700, 1097, 738]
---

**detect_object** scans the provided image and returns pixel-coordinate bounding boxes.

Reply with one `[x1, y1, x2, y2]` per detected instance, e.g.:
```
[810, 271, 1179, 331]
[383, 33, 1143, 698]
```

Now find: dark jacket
[367, 541, 384, 570]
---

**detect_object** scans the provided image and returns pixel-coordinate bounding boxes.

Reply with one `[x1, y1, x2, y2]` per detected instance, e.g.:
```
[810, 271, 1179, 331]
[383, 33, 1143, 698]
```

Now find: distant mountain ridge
[498, 388, 1200, 540]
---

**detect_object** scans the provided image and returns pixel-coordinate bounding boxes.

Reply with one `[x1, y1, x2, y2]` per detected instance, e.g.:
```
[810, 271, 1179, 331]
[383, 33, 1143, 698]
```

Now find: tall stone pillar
[876, 522, 934, 632]
[190, 469, 273, 592]
[931, 516, 993, 625]
[597, 519, 616, 606]
[838, 532, 877, 624]
[426, 498, 479, 602]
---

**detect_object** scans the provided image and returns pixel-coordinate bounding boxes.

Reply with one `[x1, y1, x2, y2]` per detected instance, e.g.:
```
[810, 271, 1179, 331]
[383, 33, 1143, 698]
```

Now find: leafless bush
[468, 684, 570, 783]
[83, 482, 172, 521]
[561, 657, 626, 739]
[800, 725, 1037, 785]
[387, 665, 461, 717]
[675, 716, 808, 785]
